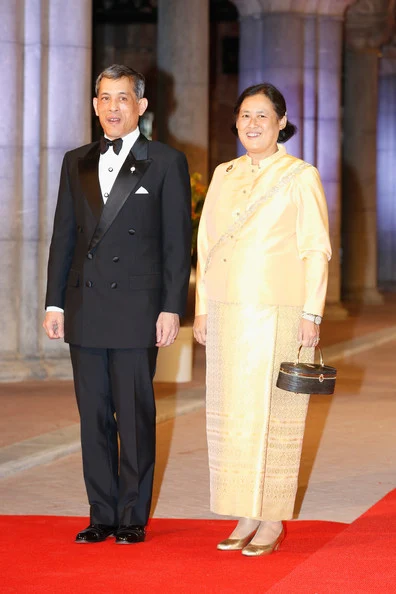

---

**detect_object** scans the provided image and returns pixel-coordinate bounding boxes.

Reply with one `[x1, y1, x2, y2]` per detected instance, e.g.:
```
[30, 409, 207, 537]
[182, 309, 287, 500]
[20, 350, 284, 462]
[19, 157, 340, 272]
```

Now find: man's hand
[193, 314, 207, 346]
[42, 312, 65, 339]
[156, 312, 180, 347]
[297, 318, 320, 348]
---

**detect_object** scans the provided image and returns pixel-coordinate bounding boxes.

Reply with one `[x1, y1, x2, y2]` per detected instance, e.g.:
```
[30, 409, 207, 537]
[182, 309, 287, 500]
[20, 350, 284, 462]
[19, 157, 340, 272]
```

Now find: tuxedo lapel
[78, 143, 103, 221]
[88, 135, 152, 252]
[131, 133, 149, 161]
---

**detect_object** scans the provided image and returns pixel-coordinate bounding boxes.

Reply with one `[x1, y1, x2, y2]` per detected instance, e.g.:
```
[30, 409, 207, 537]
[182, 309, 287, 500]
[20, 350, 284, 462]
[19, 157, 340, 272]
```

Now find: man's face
[93, 76, 148, 140]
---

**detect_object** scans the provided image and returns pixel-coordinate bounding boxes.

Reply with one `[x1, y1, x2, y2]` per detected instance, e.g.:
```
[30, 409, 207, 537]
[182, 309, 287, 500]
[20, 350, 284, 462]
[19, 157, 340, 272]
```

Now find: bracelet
[302, 312, 322, 325]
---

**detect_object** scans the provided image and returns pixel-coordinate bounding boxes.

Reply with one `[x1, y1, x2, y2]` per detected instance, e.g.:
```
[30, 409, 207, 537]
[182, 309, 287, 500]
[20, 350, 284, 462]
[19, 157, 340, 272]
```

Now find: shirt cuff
[46, 306, 64, 313]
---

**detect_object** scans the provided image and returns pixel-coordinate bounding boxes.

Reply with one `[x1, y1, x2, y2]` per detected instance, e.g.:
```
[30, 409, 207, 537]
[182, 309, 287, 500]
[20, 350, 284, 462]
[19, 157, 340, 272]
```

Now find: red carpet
[267, 489, 396, 594]
[2, 492, 395, 594]
[1, 517, 345, 593]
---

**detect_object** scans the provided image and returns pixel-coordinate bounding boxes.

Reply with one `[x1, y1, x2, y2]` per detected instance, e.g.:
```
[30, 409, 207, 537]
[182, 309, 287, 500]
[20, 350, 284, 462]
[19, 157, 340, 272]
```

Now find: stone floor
[1, 298, 396, 524]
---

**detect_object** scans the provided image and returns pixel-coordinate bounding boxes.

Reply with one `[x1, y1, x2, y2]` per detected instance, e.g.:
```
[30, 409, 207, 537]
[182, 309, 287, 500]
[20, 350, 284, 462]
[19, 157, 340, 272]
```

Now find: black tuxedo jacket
[45, 134, 192, 348]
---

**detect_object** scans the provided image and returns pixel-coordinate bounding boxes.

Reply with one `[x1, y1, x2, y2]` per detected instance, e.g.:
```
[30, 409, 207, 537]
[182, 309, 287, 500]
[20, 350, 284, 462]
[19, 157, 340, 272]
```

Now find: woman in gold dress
[193, 83, 331, 557]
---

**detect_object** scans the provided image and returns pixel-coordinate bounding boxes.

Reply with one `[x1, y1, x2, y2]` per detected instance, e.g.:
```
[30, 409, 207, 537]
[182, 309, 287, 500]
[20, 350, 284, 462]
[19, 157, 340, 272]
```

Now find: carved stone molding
[259, 1, 356, 16]
[232, 0, 355, 17]
[346, 0, 396, 50]
[380, 32, 396, 74]
[232, 0, 263, 17]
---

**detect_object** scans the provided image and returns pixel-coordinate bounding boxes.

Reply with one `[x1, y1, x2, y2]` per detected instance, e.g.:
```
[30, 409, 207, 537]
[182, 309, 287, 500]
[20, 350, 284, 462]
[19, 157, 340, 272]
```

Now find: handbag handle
[295, 344, 324, 367]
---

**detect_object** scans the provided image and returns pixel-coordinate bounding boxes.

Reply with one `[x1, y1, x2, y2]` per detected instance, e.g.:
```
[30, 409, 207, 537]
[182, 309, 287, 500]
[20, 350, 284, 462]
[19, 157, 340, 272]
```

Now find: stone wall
[0, 0, 92, 381]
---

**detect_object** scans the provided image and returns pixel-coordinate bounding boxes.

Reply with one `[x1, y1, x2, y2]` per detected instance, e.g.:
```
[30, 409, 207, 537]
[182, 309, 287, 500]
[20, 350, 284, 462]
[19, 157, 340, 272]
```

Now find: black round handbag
[276, 345, 337, 395]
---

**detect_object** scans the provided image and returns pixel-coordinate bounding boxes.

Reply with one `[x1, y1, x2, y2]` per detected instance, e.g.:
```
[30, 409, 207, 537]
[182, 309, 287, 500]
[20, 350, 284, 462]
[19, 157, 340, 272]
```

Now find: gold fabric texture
[195, 146, 331, 317]
[196, 145, 331, 521]
[206, 301, 312, 521]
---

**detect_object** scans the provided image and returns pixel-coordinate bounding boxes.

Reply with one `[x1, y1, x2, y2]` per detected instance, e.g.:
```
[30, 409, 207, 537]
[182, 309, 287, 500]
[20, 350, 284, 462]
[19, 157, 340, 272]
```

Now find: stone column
[0, 0, 92, 380]
[377, 36, 396, 288]
[342, 0, 395, 303]
[38, 0, 92, 363]
[19, 0, 43, 366]
[234, 0, 305, 156]
[233, 0, 354, 317]
[157, 0, 209, 181]
[0, 1, 24, 366]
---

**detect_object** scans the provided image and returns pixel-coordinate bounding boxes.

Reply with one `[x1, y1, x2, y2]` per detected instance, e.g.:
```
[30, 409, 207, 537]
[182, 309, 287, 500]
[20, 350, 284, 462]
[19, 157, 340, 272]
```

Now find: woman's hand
[297, 319, 320, 348]
[193, 314, 207, 346]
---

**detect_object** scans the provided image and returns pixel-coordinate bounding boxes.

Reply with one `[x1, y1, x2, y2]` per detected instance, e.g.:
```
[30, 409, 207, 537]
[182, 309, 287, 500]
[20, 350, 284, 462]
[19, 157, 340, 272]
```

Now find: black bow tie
[99, 136, 123, 155]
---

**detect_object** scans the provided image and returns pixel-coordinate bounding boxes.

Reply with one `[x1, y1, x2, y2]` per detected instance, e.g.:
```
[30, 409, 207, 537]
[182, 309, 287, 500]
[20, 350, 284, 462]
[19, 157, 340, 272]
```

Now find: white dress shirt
[99, 127, 140, 203]
[47, 128, 141, 313]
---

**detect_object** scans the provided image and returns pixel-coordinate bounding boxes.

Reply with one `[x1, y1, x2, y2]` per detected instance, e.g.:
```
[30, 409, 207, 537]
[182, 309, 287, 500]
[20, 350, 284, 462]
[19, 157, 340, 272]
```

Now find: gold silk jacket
[196, 145, 332, 317]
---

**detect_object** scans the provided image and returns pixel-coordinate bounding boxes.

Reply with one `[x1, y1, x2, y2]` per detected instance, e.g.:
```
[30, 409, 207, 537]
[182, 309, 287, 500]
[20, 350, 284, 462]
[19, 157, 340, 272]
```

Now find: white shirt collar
[104, 127, 140, 155]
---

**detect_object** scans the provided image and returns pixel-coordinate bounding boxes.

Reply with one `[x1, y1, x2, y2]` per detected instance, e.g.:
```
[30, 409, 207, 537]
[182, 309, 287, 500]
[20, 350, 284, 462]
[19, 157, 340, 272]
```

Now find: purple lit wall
[237, 13, 303, 157]
[236, 10, 345, 308]
[377, 47, 396, 289]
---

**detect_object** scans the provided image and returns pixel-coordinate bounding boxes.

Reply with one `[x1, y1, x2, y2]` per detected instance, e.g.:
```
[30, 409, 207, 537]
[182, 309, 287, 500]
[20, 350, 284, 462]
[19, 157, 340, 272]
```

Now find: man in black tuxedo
[43, 65, 191, 544]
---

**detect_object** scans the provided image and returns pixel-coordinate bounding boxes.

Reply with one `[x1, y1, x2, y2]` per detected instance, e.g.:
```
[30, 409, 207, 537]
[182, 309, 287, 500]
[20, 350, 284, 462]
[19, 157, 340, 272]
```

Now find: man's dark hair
[231, 83, 297, 142]
[95, 64, 145, 99]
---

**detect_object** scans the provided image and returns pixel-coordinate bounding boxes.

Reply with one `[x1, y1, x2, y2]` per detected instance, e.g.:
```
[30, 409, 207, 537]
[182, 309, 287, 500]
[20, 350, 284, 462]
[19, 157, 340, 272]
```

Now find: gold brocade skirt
[206, 301, 312, 521]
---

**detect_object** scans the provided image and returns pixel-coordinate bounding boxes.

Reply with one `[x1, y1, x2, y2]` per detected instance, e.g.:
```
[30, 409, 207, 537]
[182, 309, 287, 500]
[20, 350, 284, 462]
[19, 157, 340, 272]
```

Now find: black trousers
[69, 345, 158, 527]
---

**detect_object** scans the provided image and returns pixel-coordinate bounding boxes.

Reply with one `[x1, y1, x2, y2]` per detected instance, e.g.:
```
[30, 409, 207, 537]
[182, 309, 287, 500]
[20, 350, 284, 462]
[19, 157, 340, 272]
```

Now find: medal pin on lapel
[130, 166, 136, 173]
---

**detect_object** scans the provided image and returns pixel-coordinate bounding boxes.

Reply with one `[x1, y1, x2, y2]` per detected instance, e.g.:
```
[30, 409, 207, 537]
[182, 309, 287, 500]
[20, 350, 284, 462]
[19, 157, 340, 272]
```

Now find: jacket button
[112, 256, 119, 263]
[86, 280, 93, 288]
[128, 228, 136, 235]
[77, 226, 83, 233]
[110, 282, 117, 289]
[87, 253, 93, 260]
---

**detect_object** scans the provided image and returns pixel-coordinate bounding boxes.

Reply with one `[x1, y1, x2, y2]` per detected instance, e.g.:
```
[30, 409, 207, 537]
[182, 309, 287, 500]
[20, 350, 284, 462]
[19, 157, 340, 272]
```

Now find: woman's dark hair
[231, 83, 297, 143]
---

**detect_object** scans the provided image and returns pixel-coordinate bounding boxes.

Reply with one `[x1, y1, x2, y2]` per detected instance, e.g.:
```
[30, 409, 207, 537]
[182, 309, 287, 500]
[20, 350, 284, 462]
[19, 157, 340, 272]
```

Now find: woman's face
[236, 93, 286, 162]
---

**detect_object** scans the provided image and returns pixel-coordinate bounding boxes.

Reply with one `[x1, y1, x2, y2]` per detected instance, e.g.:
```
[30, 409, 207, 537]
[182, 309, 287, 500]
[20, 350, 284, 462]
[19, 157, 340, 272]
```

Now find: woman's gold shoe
[217, 529, 258, 551]
[241, 527, 285, 557]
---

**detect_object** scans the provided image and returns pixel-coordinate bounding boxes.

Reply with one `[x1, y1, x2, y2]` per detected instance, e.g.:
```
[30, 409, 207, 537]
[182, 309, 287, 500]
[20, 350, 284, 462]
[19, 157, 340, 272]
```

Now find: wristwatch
[301, 312, 322, 325]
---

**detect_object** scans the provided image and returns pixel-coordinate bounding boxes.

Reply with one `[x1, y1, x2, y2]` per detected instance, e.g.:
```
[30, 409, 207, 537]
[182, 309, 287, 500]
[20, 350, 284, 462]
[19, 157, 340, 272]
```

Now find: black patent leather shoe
[75, 524, 116, 543]
[115, 525, 146, 544]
